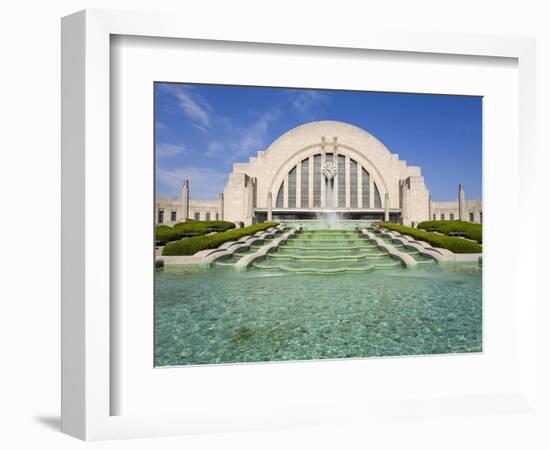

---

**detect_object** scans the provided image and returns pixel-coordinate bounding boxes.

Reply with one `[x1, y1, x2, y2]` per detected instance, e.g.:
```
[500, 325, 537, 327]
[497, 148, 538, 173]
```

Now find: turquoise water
[155, 228, 482, 366]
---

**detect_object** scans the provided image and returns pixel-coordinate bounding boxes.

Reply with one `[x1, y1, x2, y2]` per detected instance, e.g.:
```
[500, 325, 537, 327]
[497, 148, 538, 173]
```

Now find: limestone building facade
[155, 121, 482, 227]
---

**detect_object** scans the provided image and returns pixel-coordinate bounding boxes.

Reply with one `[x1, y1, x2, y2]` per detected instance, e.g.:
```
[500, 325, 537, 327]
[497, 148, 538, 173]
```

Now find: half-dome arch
[222, 120, 429, 225]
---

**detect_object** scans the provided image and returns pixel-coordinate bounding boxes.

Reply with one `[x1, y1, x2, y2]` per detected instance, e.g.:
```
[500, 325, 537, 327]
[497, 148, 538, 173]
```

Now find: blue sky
[155, 83, 482, 202]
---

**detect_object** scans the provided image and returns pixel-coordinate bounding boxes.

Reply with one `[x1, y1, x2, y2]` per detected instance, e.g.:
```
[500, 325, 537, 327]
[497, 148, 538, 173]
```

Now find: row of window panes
[157, 210, 176, 223]
[432, 212, 482, 222]
[157, 210, 218, 223]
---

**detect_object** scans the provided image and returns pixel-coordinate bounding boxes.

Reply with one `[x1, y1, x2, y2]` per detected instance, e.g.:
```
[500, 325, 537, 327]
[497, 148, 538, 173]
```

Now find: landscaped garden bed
[417, 220, 482, 243]
[380, 223, 482, 254]
[156, 220, 235, 245]
[162, 222, 280, 256]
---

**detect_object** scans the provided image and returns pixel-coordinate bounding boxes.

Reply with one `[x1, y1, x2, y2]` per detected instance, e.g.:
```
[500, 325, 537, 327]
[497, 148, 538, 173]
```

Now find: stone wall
[431, 199, 483, 223]
[156, 197, 220, 225]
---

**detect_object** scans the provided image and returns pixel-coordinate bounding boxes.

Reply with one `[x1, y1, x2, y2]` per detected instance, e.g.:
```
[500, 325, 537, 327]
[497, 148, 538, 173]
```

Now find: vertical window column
[313, 155, 321, 207]
[350, 159, 357, 208]
[374, 183, 382, 208]
[357, 164, 363, 208]
[321, 153, 331, 208]
[338, 154, 345, 207]
[296, 162, 302, 208]
[345, 156, 351, 208]
[283, 174, 289, 208]
[362, 168, 370, 208]
[288, 167, 296, 208]
[301, 158, 309, 208]
[276, 182, 284, 208]
[369, 175, 375, 208]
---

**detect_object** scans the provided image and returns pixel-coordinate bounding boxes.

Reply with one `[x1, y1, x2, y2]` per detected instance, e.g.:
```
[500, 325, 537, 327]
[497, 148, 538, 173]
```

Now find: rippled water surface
[155, 262, 482, 366]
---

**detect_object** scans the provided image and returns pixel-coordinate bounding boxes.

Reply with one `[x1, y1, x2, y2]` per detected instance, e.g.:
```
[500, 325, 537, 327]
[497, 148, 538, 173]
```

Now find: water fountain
[318, 159, 339, 229]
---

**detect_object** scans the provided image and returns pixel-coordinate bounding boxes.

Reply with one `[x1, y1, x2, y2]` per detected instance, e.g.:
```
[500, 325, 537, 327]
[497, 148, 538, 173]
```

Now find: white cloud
[236, 110, 280, 155]
[156, 142, 187, 157]
[191, 123, 209, 134]
[174, 90, 211, 127]
[290, 90, 331, 114]
[206, 141, 225, 158]
[156, 167, 228, 200]
[161, 85, 212, 129]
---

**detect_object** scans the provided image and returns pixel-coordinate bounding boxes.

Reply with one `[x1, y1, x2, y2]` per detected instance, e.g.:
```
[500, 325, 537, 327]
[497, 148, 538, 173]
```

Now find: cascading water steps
[213, 234, 279, 268]
[372, 230, 436, 264]
[213, 224, 437, 273]
[251, 228, 404, 274]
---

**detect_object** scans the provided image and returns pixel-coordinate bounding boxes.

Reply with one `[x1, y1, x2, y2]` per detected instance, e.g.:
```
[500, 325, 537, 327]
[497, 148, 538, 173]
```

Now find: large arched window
[274, 152, 384, 210]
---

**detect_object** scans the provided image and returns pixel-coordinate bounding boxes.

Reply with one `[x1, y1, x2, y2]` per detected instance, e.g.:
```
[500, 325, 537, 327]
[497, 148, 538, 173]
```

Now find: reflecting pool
[155, 242, 482, 366]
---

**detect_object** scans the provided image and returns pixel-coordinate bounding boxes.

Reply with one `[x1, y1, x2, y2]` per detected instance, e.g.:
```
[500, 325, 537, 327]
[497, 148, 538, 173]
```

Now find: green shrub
[172, 220, 234, 232]
[417, 220, 482, 243]
[162, 222, 279, 256]
[156, 227, 184, 245]
[380, 223, 482, 254]
[156, 220, 235, 244]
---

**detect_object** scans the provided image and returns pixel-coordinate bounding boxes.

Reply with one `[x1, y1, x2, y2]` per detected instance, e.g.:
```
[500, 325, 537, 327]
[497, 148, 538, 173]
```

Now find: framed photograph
[153, 81, 484, 369]
[62, 9, 538, 441]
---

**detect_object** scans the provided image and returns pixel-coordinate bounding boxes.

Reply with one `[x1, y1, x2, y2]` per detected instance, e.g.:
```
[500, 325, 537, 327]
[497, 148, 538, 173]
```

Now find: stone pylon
[400, 179, 411, 226]
[458, 184, 465, 221]
[218, 193, 224, 220]
[181, 179, 189, 221]
[244, 176, 256, 226]
[267, 191, 273, 221]
[384, 192, 390, 222]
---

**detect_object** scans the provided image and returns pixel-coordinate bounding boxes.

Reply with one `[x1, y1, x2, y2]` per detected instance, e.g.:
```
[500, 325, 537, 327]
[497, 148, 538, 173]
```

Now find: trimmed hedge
[156, 227, 183, 245]
[417, 220, 482, 243]
[172, 220, 235, 232]
[156, 220, 235, 245]
[162, 222, 280, 256]
[380, 223, 482, 254]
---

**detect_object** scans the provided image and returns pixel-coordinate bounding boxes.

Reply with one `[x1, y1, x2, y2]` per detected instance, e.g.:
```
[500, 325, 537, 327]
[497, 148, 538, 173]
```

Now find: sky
[155, 83, 482, 202]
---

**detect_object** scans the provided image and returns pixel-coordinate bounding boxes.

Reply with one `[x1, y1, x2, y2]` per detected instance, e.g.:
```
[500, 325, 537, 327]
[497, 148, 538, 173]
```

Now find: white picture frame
[61, 9, 538, 441]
